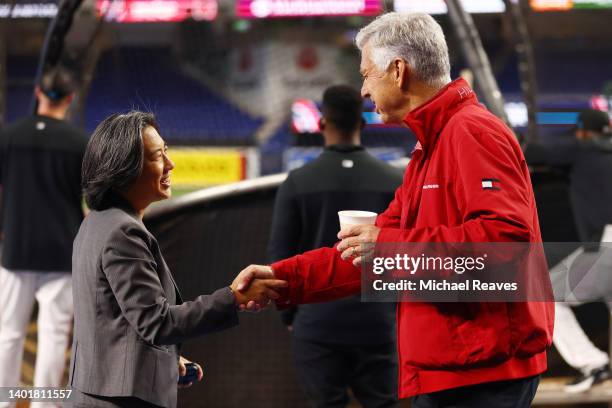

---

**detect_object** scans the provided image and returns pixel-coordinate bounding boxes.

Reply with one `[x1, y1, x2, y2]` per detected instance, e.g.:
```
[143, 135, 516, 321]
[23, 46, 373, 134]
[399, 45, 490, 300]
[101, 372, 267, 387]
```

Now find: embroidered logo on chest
[423, 184, 440, 190]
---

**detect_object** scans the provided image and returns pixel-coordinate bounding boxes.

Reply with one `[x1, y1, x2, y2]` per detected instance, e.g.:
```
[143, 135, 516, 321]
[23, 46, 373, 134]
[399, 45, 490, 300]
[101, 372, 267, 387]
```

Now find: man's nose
[361, 83, 369, 99]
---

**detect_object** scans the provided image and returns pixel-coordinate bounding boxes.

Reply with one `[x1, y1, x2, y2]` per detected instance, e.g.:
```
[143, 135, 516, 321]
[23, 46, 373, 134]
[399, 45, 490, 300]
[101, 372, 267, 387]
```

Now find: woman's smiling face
[127, 126, 175, 206]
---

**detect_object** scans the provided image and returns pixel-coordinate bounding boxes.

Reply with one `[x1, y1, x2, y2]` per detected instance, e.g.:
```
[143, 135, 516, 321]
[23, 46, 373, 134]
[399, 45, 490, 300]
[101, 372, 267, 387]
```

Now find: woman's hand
[230, 265, 288, 311]
[178, 356, 203, 389]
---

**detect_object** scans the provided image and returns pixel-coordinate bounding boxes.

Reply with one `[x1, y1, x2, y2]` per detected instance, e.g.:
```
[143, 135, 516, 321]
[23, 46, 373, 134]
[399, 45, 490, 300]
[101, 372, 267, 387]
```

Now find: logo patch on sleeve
[482, 178, 501, 191]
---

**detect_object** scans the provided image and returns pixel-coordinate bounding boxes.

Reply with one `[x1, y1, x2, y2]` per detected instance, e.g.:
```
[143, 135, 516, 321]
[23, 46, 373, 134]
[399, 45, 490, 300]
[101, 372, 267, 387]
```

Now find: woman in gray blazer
[69, 111, 286, 407]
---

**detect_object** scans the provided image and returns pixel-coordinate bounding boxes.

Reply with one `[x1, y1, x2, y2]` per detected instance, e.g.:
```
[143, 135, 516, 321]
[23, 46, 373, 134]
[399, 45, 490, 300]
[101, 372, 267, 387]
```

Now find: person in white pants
[551, 227, 612, 393]
[0, 66, 87, 407]
[525, 110, 612, 393]
[0, 270, 73, 408]
[554, 302, 610, 393]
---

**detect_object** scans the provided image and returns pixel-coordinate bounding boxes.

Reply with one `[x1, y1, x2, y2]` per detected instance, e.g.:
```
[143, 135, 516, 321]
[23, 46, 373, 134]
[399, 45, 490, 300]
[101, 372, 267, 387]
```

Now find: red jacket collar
[403, 78, 479, 150]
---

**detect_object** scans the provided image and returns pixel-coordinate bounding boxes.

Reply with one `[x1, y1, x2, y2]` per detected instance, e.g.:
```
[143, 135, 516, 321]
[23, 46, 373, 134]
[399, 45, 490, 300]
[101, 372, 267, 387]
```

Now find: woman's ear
[319, 117, 326, 132]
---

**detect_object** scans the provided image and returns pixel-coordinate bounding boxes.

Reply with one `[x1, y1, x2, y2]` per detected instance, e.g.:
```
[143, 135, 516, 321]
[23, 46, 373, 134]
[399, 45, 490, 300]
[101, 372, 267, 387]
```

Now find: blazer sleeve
[102, 224, 239, 346]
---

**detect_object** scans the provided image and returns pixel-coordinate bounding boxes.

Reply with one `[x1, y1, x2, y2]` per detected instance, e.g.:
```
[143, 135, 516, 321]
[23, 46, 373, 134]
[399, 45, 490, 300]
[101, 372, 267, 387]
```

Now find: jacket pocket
[510, 302, 552, 357]
[129, 341, 178, 407]
[136, 337, 170, 353]
[400, 302, 512, 370]
[453, 303, 513, 367]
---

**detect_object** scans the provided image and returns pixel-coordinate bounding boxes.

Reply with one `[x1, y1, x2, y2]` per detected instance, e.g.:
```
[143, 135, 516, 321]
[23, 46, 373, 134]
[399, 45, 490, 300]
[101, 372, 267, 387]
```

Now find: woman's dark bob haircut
[82, 111, 158, 211]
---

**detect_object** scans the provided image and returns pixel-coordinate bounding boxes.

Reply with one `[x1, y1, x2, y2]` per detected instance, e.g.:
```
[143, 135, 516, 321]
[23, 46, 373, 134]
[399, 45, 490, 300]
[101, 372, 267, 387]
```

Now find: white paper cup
[338, 210, 378, 231]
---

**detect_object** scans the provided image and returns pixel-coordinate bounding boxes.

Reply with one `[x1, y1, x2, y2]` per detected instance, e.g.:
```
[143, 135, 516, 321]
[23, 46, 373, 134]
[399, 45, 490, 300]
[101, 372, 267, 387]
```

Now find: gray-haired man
[238, 12, 553, 408]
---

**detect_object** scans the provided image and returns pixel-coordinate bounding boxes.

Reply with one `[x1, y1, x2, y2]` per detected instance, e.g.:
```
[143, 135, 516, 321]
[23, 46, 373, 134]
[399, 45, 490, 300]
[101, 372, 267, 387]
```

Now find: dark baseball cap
[576, 109, 610, 132]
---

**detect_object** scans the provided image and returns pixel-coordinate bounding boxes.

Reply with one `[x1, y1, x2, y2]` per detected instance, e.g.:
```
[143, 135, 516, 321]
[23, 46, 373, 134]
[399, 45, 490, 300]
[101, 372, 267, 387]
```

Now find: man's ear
[394, 58, 409, 90]
[319, 117, 326, 132]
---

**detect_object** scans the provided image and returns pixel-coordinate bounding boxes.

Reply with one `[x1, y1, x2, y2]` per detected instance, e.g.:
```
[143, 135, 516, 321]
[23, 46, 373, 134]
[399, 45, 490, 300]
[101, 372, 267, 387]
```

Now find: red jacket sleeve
[378, 130, 534, 244]
[271, 246, 361, 307]
[271, 169, 406, 307]
[375, 182, 404, 229]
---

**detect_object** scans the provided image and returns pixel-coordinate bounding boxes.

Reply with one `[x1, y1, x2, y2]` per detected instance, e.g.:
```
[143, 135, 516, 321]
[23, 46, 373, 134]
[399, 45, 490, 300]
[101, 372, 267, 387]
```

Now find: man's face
[360, 43, 405, 125]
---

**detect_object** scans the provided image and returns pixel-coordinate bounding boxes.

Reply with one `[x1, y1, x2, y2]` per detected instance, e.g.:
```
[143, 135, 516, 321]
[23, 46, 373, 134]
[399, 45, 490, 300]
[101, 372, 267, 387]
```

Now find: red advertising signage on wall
[97, 0, 218, 22]
[236, 0, 381, 18]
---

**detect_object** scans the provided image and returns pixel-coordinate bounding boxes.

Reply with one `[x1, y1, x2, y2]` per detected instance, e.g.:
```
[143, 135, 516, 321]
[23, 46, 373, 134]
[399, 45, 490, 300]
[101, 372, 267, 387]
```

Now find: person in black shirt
[268, 85, 402, 408]
[526, 109, 612, 243]
[525, 109, 612, 393]
[0, 66, 88, 399]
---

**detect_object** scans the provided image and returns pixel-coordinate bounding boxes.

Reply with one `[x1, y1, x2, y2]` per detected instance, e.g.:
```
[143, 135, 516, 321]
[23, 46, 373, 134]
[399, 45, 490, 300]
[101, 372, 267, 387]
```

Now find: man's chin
[379, 113, 399, 125]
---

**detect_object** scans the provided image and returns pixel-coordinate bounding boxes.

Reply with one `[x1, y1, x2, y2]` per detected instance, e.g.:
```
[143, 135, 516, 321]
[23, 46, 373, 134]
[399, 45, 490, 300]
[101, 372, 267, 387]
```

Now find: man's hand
[178, 356, 203, 389]
[234, 264, 275, 291]
[231, 265, 287, 311]
[337, 224, 381, 266]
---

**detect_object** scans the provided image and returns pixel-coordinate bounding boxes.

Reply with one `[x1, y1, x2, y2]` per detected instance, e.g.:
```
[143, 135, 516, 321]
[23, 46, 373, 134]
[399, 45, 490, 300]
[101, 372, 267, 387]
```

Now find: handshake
[230, 265, 287, 311]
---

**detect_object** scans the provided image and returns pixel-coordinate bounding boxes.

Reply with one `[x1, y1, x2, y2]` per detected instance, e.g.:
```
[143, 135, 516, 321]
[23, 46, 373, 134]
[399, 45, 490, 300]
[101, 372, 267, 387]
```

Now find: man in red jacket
[240, 12, 554, 407]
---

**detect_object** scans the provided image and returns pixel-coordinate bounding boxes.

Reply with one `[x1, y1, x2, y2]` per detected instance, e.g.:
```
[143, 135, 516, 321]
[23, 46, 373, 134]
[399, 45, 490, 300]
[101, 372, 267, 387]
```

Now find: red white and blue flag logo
[482, 178, 501, 191]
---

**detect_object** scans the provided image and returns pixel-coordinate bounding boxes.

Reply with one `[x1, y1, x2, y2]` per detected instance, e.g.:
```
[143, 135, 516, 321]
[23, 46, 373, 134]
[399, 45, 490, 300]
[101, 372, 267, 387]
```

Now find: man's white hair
[356, 12, 451, 88]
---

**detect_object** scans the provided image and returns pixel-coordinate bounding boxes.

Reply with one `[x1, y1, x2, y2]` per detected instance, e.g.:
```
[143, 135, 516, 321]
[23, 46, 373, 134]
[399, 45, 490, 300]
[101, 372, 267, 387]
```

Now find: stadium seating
[5, 47, 611, 144]
[5, 55, 38, 123]
[85, 47, 263, 144]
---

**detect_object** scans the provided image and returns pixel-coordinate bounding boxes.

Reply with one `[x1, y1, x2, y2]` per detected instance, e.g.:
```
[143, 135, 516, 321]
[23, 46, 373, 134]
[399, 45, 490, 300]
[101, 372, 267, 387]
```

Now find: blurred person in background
[525, 109, 612, 244]
[239, 12, 554, 407]
[269, 85, 401, 408]
[70, 111, 286, 408]
[0, 66, 87, 407]
[525, 108, 612, 392]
